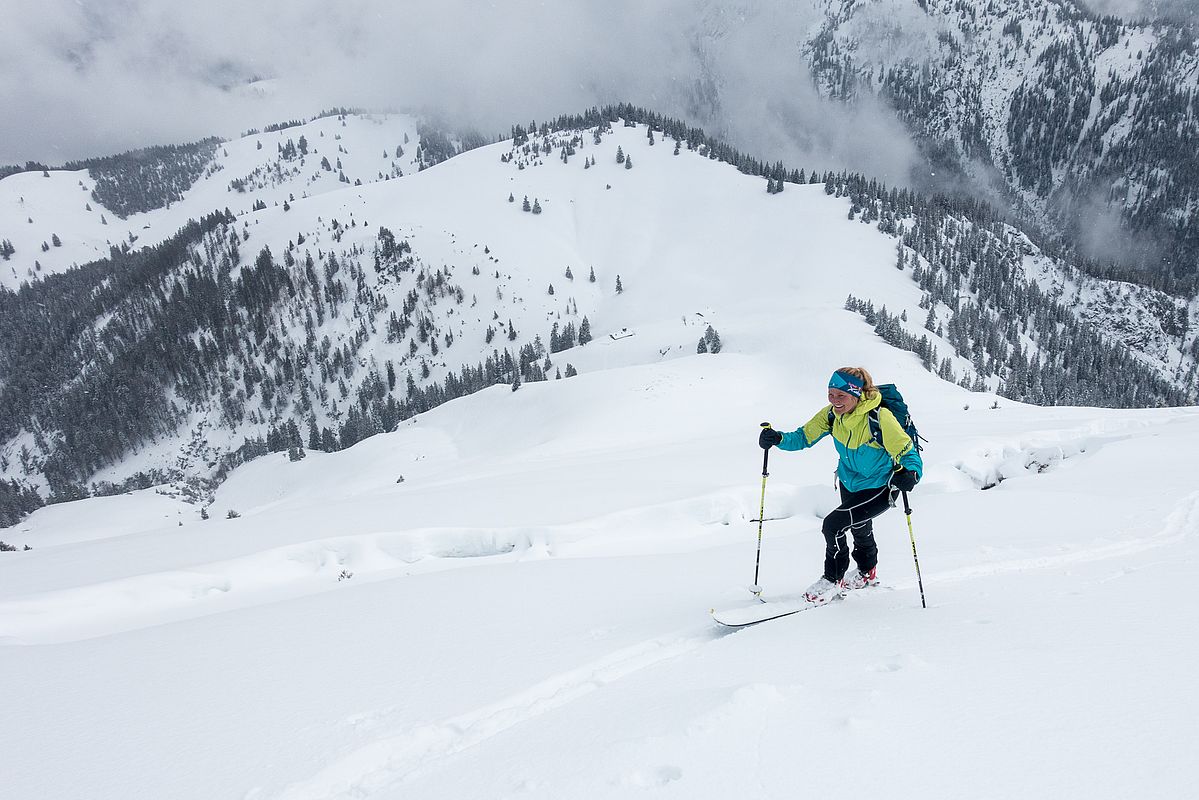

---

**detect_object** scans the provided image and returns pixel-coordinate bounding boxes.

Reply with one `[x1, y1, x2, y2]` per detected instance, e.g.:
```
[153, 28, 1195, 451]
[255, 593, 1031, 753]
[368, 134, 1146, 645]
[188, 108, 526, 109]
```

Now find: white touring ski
[710, 592, 844, 628]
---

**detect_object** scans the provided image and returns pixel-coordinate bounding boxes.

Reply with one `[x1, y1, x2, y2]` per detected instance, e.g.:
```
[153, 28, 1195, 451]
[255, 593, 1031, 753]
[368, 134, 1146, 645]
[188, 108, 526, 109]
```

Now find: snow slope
[1, 109, 1195, 800]
[4, 112, 965, 491]
[3, 108, 1192, 500]
[2, 297, 1196, 799]
[0, 113, 423, 289]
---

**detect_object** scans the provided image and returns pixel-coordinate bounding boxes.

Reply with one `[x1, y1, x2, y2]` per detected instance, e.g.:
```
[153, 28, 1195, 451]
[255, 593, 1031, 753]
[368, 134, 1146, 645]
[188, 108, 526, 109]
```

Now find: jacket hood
[838, 391, 881, 419]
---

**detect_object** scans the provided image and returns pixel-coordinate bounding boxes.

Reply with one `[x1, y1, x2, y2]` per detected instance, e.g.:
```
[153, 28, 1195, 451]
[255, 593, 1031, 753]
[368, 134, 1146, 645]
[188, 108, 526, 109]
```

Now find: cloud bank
[0, 0, 922, 187]
[1081, 0, 1199, 23]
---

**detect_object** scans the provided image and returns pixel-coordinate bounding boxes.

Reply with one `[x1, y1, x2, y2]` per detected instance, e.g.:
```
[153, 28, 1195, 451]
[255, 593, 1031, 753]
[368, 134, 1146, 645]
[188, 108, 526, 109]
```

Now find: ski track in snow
[921, 490, 1199, 589]
[259, 631, 713, 800]
[0, 491, 761, 645]
[250, 489, 1199, 800]
[5, 469, 1193, 645]
[5, 111, 1198, 800]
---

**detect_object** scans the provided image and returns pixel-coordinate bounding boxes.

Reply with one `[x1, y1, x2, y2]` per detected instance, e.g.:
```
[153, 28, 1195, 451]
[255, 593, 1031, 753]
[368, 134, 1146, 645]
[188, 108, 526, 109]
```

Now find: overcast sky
[1, 1, 1188, 182]
[0, 0, 727, 161]
[0, 0, 930, 186]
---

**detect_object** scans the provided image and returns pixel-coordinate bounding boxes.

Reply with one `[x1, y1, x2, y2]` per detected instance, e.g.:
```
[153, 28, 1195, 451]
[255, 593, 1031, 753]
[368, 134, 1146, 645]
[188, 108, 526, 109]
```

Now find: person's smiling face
[828, 387, 859, 416]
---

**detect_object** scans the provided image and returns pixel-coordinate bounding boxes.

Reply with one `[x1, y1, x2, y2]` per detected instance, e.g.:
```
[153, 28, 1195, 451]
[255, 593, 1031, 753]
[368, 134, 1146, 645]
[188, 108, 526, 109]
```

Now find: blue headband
[829, 370, 863, 397]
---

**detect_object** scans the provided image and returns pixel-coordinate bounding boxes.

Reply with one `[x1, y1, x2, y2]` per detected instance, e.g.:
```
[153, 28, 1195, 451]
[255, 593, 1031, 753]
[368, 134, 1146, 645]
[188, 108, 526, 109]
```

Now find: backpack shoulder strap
[867, 408, 884, 447]
[832, 407, 889, 449]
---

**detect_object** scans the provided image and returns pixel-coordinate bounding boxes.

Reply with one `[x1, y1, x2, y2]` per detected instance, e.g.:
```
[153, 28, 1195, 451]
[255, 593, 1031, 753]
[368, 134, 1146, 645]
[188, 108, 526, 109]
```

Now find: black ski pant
[821, 483, 896, 582]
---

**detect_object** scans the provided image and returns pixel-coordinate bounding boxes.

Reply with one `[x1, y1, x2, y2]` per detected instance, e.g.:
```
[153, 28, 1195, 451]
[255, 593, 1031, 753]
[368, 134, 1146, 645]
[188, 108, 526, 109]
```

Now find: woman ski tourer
[758, 367, 922, 604]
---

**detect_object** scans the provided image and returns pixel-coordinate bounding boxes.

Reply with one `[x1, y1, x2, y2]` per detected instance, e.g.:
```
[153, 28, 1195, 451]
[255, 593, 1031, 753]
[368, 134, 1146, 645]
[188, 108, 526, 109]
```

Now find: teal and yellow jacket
[777, 392, 923, 492]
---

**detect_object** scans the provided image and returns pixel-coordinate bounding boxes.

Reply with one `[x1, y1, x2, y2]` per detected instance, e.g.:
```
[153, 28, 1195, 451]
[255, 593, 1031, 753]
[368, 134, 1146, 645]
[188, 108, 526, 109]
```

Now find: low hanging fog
[1, 0, 923, 185]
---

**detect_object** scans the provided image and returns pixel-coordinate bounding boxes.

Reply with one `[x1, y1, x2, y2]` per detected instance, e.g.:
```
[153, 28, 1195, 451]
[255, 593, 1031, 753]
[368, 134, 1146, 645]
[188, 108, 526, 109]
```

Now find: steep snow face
[804, 0, 1199, 272]
[1016, 239, 1192, 376]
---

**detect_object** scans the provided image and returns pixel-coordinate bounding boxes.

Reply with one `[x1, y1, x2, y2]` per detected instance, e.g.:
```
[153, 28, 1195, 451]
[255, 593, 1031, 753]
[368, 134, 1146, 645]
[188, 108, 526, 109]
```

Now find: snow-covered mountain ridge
[0, 107, 1191, 522]
[801, 0, 1199, 285]
[0, 112, 437, 287]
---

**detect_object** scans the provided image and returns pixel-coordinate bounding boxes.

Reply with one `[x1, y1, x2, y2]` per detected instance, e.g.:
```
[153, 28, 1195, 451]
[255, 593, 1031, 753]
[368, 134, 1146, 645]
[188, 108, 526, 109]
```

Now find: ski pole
[751, 422, 771, 598]
[902, 491, 927, 609]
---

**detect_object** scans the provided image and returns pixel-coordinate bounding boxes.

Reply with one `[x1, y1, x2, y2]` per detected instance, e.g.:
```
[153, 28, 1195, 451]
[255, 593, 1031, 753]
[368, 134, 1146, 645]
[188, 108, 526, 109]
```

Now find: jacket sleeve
[777, 405, 833, 451]
[878, 407, 922, 477]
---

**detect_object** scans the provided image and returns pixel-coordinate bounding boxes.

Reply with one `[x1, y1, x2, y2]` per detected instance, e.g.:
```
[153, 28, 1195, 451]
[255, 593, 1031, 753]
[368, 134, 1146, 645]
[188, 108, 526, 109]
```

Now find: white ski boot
[802, 577, 843, 604]
[841, 566, 878, 591]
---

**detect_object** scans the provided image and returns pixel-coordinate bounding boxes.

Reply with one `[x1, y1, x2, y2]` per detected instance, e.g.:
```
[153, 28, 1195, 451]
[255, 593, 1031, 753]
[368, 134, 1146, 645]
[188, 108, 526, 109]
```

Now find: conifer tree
[704, 325, 722, 353]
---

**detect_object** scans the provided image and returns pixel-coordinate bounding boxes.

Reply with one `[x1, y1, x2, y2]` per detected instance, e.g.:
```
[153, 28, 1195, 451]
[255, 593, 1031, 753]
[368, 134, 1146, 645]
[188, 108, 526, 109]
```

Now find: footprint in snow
[623, 765, 683, 788]
[867, 653, 929, 673]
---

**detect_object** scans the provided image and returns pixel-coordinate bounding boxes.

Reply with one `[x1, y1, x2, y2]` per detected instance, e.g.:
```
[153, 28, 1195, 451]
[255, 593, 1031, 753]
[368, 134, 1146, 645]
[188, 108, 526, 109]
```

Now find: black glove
[759, 428, 782, 449]
[891, 468, 918, 492]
